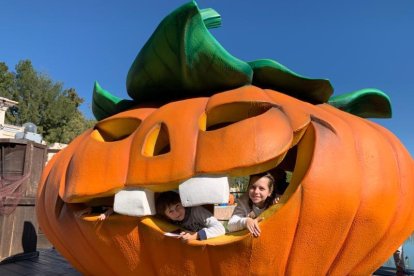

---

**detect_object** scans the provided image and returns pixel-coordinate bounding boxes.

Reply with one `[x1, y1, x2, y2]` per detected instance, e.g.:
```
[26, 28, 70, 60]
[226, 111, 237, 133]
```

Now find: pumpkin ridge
[285, 186, 304, 274]
[38, 166, 89, 273]
[309, 114, 336, 134]
[316, 106, 368, 274]
[284, 124, 314, 273]
[320, 104, 402, 273]
[73, 212, 120, 275]
[288, 105, 372, 273]
[349, 121, 414, 273]
[58, 131, 93, 200]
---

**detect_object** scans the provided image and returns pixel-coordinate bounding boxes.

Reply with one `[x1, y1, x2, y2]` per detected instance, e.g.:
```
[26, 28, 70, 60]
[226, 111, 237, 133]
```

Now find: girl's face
[248, 176, 272, 208]
[164, 202, 185, 221]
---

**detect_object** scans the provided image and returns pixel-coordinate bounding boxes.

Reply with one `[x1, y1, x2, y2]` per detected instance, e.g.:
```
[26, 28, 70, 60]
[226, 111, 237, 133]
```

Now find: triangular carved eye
[204, 102, 273, 131]
[91, 118, 141, 142]
[142, 123, 171, 157]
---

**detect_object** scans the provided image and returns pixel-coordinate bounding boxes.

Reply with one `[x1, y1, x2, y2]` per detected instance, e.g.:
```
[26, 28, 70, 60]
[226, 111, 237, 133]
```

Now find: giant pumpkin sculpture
[37, 2, 414, 275]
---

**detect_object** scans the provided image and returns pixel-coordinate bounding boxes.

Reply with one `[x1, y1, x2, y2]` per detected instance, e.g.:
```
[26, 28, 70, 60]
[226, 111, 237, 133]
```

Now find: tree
[0, 60, 95, 144]
[0, 62, 16, 102]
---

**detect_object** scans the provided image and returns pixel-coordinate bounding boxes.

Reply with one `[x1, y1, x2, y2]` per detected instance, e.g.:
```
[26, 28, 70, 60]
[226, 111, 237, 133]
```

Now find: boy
[156, 191, 225, 242]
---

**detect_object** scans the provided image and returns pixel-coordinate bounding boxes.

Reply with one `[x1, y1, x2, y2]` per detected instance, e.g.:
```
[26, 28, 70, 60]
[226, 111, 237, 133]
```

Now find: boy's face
[164, 202, 185, 221]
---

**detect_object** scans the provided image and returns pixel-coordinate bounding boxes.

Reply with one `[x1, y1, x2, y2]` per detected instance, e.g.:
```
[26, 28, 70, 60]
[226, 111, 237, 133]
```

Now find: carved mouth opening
[69, 121, 314, 246]
[64, 100, 317, 245]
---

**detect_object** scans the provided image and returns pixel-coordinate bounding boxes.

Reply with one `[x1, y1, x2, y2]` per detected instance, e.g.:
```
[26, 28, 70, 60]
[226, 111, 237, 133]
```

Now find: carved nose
[127, 98, 209, 186]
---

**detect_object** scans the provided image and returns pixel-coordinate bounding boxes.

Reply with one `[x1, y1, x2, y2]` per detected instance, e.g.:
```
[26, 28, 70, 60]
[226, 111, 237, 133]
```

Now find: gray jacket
[173, 206, 225, 240]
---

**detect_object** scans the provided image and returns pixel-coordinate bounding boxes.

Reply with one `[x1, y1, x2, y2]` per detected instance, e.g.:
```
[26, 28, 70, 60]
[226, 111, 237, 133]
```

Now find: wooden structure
[0, 139, 51, 262]
[0, 97, 22, 139]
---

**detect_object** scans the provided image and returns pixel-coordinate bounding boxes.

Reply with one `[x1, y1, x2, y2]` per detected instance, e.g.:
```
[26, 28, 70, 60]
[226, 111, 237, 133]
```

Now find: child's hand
[98, 208, 114, 221]
[98, 213, 107, 220]
[179, 232, 198, 242]
[273, 193, 282, 204]
[246, 217, 263, 237]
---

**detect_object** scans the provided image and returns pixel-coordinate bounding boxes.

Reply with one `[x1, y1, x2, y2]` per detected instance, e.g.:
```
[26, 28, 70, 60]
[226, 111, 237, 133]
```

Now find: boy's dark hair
[155, 191, 181, 217]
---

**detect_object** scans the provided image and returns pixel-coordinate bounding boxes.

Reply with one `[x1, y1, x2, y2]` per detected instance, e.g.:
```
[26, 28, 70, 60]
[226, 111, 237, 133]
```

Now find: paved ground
[374, 266, 413, 275]
[0, 248, 413, 275]
[0, 248, 80, 275]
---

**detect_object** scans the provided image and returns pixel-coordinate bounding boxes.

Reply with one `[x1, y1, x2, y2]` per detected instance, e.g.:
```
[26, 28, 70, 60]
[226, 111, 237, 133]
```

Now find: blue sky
[1, 0, 413, 156]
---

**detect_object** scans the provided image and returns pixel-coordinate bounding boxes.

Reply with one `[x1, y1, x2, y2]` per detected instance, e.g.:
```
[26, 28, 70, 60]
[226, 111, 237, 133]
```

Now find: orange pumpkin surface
[37, 86, 414, 275]
[36, 2, 414, 275]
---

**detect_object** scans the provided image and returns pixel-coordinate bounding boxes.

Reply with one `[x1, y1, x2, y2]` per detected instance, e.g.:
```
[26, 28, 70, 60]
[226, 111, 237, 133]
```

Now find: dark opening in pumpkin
[92, 117, 141, 142]
[205, 102, 273, 131]
[72, 133, 304, 246]
[142, 123, 171, 156]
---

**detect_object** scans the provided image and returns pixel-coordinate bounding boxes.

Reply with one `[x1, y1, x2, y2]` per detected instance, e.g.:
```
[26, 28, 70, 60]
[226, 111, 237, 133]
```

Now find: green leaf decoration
[200, 8, 221, 29]
[92, 81, 135, 121]
[249, 59, 333, 104]
[126, 1, 253, 104]
[91, 2, 393, 121]
[328, 88, 392, 118]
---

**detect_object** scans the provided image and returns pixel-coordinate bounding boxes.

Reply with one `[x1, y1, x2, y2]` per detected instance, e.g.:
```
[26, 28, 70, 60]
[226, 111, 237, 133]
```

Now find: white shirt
[227, 194, 265, 232]
[174, 206, 225, 240]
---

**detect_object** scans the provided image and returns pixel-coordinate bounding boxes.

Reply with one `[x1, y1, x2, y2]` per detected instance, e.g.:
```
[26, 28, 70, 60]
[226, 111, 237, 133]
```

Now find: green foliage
[0, 63, 16, 100]
[228, 176, 249, 192]
[0, 60, 96, 144]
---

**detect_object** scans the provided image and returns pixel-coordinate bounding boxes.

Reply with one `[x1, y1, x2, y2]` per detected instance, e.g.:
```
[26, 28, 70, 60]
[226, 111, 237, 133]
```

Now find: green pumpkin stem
[126, 1, 252, 104]
[200, 8, 221, 29]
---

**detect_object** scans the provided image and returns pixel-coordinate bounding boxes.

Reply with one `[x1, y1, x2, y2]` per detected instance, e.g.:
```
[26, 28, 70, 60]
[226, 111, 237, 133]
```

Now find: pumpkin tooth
[178, 175, 229, 207]
[113, 188, 156, 216]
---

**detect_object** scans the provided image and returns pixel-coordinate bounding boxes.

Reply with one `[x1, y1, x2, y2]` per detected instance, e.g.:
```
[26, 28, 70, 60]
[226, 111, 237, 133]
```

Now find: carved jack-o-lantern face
[36, 2, 414, 275]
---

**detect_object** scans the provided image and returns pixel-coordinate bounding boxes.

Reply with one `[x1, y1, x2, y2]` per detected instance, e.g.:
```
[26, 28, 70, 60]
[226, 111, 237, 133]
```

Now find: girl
[227, 172, 278, 237]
